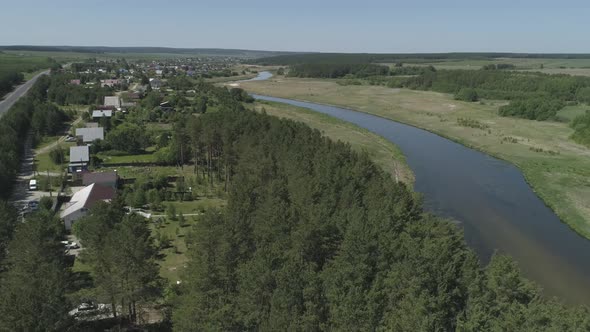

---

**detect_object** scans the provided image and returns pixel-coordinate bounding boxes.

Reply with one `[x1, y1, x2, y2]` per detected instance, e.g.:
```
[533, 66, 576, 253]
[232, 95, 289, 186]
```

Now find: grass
[252, 101, 414, 185]
[241, 77, 590, 239]
[35, 150, 64, 173]
[99, 151, 158, 164]
[557, 104, 588, 122]
[150, 188, 227, 283]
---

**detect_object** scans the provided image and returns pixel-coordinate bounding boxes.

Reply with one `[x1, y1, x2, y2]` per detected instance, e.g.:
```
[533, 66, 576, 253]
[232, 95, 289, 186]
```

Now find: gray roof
[75, 127, 104, 143]
[69, 146, 90, 163]
[104, 96, 121, 108]
[92, 110, 112, 118]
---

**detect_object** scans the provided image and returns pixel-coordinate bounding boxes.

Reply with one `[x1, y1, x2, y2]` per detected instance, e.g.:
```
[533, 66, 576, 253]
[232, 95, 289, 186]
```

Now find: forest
[170, 107, 590, 331]
[0, 74, 69, 200]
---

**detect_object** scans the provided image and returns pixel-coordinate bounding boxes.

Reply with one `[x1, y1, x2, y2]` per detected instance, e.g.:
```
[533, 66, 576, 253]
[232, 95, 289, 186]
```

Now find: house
[70, 79, 81, 85]
[75, 127, 104, 143]
[104, 96, 121, 109]
[92, 110, 113, 119]
[82, 171, 118, 188]
[68, 145, 90, 174]
[149, 78, 162, 90]
[60, 183, 116, 230]
[159, 101, 174, 112]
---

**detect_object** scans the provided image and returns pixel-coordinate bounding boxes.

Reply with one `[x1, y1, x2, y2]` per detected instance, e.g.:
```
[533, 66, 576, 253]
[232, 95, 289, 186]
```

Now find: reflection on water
[253, 89, 590, 305]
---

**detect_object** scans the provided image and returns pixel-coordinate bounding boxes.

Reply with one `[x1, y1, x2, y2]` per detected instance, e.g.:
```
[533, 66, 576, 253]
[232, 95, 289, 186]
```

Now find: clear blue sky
[1, 0, 589, 53]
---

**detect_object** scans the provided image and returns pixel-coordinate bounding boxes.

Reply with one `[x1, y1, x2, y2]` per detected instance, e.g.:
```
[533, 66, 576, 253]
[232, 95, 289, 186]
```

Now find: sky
[1, 0, 590, 53]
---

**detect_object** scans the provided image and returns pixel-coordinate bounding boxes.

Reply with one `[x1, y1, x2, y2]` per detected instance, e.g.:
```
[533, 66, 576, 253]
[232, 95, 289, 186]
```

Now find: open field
[251, 100, 414, 185]
[240, 77, 590, 239]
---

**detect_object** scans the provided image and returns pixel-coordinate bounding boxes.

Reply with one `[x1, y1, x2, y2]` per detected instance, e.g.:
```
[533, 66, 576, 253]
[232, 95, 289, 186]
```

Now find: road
[0, 70, 50, 116]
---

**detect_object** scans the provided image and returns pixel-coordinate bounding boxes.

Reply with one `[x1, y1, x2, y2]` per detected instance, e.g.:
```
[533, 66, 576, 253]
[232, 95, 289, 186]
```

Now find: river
[246, 72, 590, 305]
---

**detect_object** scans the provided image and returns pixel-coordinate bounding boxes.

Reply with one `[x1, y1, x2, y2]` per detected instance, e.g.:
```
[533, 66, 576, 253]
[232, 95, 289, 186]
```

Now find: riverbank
[251, 100, 414, 185]
[240, 77, 590, 240]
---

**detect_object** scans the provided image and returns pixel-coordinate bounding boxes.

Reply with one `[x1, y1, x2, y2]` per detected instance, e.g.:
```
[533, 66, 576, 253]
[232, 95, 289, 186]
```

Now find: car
[65, 242, 79, 250]
[77, 302, 97, 311]
[29, 179, 37, 191]
[65, 137, 76, 142]
[28, 201, 39, 211]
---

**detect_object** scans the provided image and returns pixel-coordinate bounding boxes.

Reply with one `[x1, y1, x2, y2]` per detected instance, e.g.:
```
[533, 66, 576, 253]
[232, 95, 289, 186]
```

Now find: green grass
[150, 192, 227, 283]
[241, 76, 590, 239]
[99, 151, 158, 164]
[252, 101, 414, 185]
[34, 150, 64, 173]
[557, 104, 589, 122]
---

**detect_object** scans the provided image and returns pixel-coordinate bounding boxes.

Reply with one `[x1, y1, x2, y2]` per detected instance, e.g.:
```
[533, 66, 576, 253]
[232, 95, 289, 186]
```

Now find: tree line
[170, 106, 590, 331]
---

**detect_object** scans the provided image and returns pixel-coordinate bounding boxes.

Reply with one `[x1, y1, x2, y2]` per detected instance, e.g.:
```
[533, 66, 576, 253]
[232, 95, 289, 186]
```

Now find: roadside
[0, 70, 49, 117]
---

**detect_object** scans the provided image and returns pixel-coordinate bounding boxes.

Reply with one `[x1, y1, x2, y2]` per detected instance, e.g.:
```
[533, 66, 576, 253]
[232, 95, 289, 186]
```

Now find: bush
[455, 88, 479, 102]
[39, 196, 53, 210]
[166, 203, 177, 221]
[49, 146, 65, 165]
[571, 110, 590, 147]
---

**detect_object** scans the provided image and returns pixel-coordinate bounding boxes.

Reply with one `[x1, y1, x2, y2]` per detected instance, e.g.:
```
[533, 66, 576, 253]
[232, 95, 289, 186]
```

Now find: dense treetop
[171, 106, 590, 331]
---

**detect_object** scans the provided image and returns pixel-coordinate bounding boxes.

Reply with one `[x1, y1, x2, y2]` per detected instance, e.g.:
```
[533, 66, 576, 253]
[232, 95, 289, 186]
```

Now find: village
[8, 56, 264, 322]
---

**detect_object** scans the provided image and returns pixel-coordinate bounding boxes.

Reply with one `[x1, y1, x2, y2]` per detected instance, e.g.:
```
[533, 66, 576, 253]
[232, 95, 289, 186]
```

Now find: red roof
[84, 184, 116, 209]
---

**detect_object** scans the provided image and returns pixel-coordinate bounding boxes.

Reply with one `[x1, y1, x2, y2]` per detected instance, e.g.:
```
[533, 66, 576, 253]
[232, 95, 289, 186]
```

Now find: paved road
[0, 70, 50, 116]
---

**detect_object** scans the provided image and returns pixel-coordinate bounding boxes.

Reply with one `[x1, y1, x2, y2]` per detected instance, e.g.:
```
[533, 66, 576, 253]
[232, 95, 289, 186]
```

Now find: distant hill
[0, 45, 305, 58]
[253, 52, 590, 65]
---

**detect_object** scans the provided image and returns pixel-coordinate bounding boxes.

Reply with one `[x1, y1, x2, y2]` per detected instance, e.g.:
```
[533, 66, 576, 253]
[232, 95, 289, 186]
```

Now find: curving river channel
[246, 72, 590, 305]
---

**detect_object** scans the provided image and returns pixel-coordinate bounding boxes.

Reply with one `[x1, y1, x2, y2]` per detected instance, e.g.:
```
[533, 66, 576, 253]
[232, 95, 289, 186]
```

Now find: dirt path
[35, 116, 84, 155]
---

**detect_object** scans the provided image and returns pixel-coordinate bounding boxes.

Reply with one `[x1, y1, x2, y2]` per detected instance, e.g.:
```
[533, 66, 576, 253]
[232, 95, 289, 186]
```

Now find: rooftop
[75, 127, 104, 143]
[92, 110, 113, 118]
[69, 145, 90, 163]
[60, 183, 115, 219]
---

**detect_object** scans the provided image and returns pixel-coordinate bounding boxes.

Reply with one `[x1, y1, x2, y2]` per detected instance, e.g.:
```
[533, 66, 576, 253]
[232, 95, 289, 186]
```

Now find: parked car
[28, 200, 39, 211]
[65, 242, 79, 250]
[29, 179, 37, 191]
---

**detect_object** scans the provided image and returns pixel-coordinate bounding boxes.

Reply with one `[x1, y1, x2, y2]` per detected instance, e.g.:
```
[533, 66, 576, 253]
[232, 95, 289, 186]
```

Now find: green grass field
[251, 100, 414, 185]
[241, 77, 590, 239]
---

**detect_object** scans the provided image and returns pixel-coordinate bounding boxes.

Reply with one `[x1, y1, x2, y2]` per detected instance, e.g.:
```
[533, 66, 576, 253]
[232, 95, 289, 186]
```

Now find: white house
[60, 183, 116, 231]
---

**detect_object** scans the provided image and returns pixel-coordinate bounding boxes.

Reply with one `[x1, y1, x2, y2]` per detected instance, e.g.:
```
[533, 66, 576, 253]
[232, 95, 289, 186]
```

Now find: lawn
[251, 100, 414, 185]
[35, 150, 65, 173]
[241, 77, 590, 239]
[151, 195, 227, 283]
[99, 152, 158, 164]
